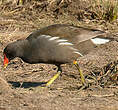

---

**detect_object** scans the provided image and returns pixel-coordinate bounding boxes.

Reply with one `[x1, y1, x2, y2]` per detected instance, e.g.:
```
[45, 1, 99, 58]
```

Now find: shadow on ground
[8, 81, 47, 88]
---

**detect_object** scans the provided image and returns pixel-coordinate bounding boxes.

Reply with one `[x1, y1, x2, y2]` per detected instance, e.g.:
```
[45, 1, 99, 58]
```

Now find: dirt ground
[0, 1, 118, 110]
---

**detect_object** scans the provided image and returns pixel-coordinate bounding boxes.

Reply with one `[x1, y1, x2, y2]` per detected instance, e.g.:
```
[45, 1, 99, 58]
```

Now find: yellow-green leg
[73, 60, 86, 86]
[18, 0, 23, 5]
[46, 65, 62, 87]
[46, 71, 61, 87]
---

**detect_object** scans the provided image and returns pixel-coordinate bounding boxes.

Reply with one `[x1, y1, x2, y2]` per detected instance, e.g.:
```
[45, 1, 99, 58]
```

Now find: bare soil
[0, 1, 118, 110]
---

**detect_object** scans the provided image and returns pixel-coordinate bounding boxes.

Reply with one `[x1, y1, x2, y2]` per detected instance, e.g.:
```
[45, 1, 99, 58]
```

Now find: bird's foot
[77, 84, 89, 91]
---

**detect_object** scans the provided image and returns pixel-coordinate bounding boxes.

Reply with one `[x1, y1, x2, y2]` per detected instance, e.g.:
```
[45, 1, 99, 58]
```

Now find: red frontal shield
[3, 54, 9, 68]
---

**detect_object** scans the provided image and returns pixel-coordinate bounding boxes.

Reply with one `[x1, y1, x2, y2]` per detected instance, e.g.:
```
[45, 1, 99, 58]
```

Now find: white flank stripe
[49, 37, 59, 41]
[91, 38, 110, 44]
[74, 51, 83, 56]
[70, 47, 78, 51]
[56, 39, 68, 42]
[42, 35, 51, 38]
[58, 42, 73, 45]
[39, 35, 46, 38]
[40, 35, 51, 38]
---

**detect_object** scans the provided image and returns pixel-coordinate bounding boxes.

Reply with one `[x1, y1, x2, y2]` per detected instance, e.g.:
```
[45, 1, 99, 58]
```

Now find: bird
[3, 24, 111, 87]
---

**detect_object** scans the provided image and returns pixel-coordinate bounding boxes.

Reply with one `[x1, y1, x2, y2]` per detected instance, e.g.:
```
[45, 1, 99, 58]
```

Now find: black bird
[3, 24, 110, 87]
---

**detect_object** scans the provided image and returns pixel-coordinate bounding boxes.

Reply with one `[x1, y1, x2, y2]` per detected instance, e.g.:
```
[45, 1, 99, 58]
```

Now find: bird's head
[3, 43, 17, 68]
[3, 39, 29, 68]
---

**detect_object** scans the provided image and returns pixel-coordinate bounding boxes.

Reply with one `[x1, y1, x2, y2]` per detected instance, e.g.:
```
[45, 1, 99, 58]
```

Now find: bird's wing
[76, 29, 106, 43]
[26, 24, 106, 44]
[28, 34, 82, 63]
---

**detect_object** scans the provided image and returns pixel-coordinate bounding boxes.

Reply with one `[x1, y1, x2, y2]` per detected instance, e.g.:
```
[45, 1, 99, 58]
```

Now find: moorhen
[3, 24, 110, 87]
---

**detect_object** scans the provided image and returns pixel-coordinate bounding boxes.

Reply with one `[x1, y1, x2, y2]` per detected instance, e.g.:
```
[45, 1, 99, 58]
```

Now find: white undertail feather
[91, 38, 110, 45]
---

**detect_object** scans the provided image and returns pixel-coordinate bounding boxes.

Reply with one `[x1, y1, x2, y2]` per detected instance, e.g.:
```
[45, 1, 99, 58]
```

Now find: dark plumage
[3, 24, 110, 87]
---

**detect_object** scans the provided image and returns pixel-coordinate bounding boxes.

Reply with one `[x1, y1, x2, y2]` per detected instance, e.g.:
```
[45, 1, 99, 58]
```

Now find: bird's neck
[14, 39, 30, 58]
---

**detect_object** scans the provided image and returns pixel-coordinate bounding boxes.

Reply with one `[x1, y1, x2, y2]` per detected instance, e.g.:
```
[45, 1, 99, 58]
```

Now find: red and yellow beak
[3, 54, 9, 68]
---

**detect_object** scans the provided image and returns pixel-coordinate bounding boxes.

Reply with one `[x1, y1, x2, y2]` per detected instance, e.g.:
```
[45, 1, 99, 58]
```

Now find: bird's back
[27, 24, 105, 55]
[27, 24, 105, 44]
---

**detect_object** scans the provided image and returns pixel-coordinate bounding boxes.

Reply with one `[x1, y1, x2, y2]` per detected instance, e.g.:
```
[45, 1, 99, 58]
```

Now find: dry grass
[89, 0, 118, 22]
[0, 0, 118, 32]
[0, 0, 118, 23]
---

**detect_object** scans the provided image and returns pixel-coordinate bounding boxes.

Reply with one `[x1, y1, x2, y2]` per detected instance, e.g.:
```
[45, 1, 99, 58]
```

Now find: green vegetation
[90, 0, 118, 22]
